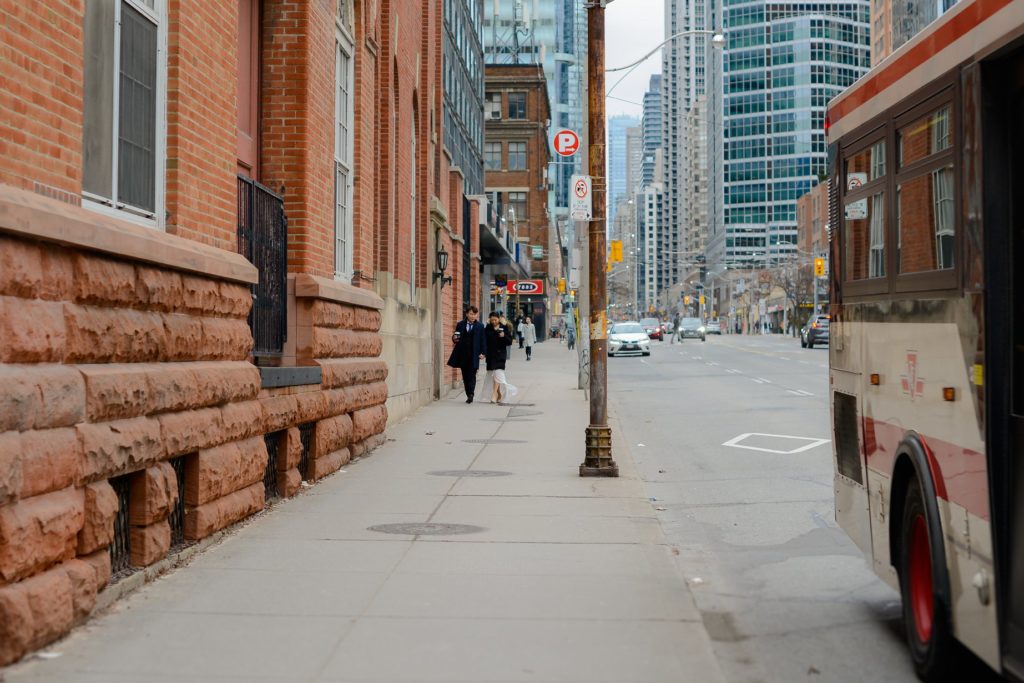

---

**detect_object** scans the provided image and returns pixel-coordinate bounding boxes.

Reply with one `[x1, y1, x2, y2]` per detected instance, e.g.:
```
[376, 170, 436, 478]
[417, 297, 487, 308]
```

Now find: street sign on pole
[553, 129, 581, 157]
[570, 175, 592, 221]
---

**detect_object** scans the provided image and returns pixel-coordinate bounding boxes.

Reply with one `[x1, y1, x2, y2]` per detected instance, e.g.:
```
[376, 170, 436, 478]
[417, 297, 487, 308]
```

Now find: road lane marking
[780, 357, 791, 361]
[722, 432, 831, 454]
[787, 389, 814, 397]
[751, 377, 768, 384]
[707, 361, 719, 366]
[756, 377, 772, 384]
[726, 368, 741, 374]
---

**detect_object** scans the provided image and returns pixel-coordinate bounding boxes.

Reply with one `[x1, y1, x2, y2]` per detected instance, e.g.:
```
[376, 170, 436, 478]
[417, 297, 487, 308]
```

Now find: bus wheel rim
[909, 513, 934, 644]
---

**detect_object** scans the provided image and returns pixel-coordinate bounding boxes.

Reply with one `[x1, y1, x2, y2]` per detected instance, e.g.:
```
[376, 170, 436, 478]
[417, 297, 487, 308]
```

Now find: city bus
[827, 0, 1024, 679]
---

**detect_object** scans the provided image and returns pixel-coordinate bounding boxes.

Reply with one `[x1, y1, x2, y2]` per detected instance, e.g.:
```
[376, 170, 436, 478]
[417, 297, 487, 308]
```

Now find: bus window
[898, 105, 952, 167]
[845, 140, 886, 183]
[846, 192, 886, 280]
[897, 163, 955, 273]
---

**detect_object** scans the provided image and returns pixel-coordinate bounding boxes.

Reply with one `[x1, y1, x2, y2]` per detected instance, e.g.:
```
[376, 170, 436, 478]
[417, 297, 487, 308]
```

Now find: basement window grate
[834, 392, 863, 484]
[298, 422, 315, 481]
[263, 431, 283, 501]
[109, 474, 133, 576]
[168, 456, 187, 550]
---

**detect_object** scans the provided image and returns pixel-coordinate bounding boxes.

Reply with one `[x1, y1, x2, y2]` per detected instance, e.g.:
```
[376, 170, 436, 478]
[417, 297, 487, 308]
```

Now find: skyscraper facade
[609, 114, 641, 225]
[641, 74, 663, 188]
[662, 0, 719, 291]
[443, 0, 485, 195]
[705, 0, 870, 268]
[892, 0, 959, 52]
[625, 125, 643, 197]
[483, 0, 587, 215]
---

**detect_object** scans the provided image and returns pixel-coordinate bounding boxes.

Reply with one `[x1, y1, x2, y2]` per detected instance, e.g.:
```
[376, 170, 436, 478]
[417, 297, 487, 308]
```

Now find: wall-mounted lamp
[433, 246, 452, 288]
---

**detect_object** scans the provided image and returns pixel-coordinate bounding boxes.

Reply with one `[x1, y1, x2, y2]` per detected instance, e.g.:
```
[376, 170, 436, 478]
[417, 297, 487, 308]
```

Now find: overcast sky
[605, 0, 665, 119]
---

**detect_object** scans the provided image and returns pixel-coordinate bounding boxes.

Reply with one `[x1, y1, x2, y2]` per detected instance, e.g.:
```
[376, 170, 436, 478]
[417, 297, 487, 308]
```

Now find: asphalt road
[609, 333, 1001, 683]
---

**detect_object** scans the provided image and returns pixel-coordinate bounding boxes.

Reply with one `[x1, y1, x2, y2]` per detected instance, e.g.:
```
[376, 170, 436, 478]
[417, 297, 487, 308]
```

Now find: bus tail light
[943, 387, 956, 401]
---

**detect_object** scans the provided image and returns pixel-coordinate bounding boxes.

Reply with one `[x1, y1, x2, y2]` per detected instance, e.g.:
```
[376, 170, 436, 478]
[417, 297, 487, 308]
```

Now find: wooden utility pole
[579, 0, 617, 477]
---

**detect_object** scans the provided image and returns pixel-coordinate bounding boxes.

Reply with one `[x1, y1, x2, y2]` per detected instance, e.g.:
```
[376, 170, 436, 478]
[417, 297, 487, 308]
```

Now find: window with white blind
[82, 0, 166, 226]
[334, 8, 355, 280]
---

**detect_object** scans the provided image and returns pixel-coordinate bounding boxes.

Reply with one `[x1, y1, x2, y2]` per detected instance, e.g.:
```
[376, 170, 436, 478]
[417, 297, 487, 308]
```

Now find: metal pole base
[579, 425, 618, 477]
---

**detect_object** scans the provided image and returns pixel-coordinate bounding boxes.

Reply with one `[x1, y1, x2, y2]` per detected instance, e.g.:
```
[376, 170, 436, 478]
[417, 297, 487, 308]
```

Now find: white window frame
[82, 0, 168, 230]
[334, 10, 355, 280]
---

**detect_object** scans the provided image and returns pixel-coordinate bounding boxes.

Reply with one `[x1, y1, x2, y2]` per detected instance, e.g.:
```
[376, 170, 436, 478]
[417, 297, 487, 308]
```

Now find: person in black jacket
[484, 311, 514, 403]
[446, 306, 487, 403]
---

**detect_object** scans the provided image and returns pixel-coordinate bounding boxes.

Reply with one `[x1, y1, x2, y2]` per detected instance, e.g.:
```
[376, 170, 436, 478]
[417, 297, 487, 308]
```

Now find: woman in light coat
[518, 315, 537, 360]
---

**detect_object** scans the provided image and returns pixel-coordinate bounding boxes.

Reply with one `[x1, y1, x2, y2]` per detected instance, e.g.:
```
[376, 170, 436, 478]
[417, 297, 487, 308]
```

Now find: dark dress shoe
[466, 396, 473, 404]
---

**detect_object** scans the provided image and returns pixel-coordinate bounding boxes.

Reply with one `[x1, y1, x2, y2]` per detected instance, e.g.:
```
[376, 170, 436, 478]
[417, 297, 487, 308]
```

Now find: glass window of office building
[716, 1, 870, 266]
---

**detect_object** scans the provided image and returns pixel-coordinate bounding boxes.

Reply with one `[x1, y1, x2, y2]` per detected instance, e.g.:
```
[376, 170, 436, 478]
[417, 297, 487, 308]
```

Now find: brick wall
[165, 0, 238, 251]
[0, 0, 84, 198]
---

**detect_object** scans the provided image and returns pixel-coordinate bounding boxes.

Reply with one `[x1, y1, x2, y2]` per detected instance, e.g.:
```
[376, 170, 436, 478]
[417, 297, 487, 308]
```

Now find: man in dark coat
[447, 306, 487, 403]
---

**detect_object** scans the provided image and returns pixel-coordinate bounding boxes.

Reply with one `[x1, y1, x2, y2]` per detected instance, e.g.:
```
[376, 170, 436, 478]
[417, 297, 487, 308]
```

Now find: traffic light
[814, 257, 826, 277]
[699, 295, 705, 306]
[557, 278, 566, 294]
[684, 295, 691, 305]
[610, 240, 623, 262]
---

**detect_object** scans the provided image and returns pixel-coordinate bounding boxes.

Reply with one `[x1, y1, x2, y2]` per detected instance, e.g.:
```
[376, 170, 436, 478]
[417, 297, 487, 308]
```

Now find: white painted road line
[726, 368, 741, 374]
[756, 377, 772, 384]
[787, 389, 814, 397]
[751, 377, 768, 384]
[707, 361, 719, 366]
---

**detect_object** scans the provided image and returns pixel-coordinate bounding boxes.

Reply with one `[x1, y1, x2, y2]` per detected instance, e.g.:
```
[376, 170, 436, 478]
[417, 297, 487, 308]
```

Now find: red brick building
[483, 64, 557, 334]
[0, 0, 478, 664]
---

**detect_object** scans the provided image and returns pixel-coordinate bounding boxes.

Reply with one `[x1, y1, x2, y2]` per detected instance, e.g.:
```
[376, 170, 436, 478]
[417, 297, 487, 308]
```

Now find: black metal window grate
[168, 456, 187, 550]
[237, 175, 287, 359]
[298, 422, 314, 481]
[264, 431, 282, 501]
[109, 474, 133, 577]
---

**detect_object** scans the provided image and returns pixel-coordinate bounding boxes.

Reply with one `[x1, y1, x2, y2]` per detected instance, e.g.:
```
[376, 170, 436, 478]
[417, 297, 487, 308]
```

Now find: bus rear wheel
[898, 478, 956, 681]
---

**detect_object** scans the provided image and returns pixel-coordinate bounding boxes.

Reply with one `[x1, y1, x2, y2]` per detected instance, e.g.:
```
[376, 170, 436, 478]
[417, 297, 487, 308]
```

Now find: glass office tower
[707, 0, 870, 267]
[483, 0, 587, 215]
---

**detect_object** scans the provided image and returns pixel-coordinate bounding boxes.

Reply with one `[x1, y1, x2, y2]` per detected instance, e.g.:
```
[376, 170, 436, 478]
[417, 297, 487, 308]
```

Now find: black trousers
[460, 365, 478, 397]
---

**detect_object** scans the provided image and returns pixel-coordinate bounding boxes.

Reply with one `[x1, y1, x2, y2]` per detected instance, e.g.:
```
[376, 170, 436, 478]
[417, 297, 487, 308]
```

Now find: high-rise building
[625, 126, 643, 197]
[682, 97, 709, 266]
[638, 183, 665, 312]
[892, 0, 959, 52]
[705, 0, 870, 268]
[871, 0, 894, 63]
[443, 0, 485, 195]
[609, 114, 641, 224]
[641, 74, 663, 188]
[662, 0, 717, 289]
[483, 0, 587, 215]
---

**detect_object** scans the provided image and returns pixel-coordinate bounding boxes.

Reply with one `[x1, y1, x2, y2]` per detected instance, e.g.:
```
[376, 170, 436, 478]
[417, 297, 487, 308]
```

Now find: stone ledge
[0, 186, 257, 286]
[294, 273, 384, 311]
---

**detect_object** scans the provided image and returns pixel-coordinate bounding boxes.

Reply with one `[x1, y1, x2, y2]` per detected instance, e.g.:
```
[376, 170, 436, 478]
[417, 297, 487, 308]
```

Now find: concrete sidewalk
[3, 342, 723, 683]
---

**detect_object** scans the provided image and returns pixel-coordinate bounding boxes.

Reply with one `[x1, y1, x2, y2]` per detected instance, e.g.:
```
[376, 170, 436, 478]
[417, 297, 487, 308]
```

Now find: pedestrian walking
[484, 311, 514, 403]
[446, 306, 487, 403]
[519, 315, 537, 360]
[515, 315, 525, 348]
[566, 322, 576, 350]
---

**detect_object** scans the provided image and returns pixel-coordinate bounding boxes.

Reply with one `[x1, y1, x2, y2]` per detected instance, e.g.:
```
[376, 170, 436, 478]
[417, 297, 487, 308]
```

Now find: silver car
[608, 322, 651, 357]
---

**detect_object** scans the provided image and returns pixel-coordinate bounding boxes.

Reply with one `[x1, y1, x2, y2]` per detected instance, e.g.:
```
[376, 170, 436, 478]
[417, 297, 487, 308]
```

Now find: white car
[608, 322, 651, 357]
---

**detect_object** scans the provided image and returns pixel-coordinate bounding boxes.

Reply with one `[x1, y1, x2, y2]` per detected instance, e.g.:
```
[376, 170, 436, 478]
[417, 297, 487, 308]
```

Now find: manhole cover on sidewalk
[367, 523, 485, 536]
[462, 439, 527, 444]
[428, 470, 513, 477]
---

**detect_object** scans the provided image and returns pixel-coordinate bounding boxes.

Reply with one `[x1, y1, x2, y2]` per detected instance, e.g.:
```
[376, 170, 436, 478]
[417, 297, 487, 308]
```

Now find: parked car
[704, 319, 721, 335]
[640, 317, 663, 341]
[677, 317, 706, 342]
[801, 315, 830, 348]
[608, 322, 651, 357]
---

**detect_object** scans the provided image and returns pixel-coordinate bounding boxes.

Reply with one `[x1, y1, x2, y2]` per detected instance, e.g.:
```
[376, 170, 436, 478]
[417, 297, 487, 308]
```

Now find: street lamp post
[580, 0, 617, 477]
